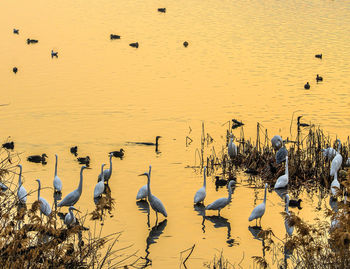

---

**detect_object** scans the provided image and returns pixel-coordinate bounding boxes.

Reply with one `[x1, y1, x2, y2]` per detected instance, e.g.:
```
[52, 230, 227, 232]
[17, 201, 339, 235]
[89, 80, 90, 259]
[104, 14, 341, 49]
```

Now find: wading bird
[36, 179, 52, 216]
[94, 164, 106, 198]
[271, 135, 283, 151]
[330, 171, 340, 197]
[17, 164, 27, 204]
[194, 167, 207, 204]
[284, 194, 294, 236]
[58, 166, 88, 207]
[136, 166, 151, 200]
[249, 183, 268, 226]
[330, 139, 342, 176]
[228, 135, 237, 159]
[98, 153, 113, 182]
[206, 181, 235, 216]
[139, 166, 167, 221]
[64, 206, 80, 226]
[53, 154, 62, 192]
[274, 156, 289, 189]
[322, 147, 336, 160]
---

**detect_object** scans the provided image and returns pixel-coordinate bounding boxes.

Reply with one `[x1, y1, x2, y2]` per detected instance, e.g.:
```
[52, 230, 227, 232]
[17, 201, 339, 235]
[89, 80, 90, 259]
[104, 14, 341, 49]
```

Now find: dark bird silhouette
[27, 38, 38, 44]
[316, 74, 323, 82]
[134, 136, 161, 146]
[51, 50, 58, 58]
[244, 168, 259, 175]
[315, 54, 322, 59]
[70, 146, 78, 156]
[0, 182, 8, 191]
[2, 141, 14, 150]
[183, 41, 189, 47]
[158, 8, 166, 13]
[77, 156, 90, 166]
[109, 149, 124, 158]
[304, 82, 310, 90]
[289, 198, 302, 209]
[110, 34, 121, 40]
[13, 29, 19, 34]
[215, 176, 228, 187]
[13, 67, 18, 74]
[232, 119, 244, 129]
[27, 153, 48, 164]
[129, 42, 139, 48]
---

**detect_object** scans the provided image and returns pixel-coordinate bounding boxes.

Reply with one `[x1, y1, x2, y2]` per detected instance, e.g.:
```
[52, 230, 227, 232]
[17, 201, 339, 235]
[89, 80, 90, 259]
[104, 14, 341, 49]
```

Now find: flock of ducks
[304, 54, 324, 90]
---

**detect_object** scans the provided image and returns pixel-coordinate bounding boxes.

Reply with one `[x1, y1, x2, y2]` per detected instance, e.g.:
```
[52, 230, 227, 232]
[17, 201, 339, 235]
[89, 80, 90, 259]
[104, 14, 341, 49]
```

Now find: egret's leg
[255, 218, 258, 226]
[218, 210, 221, 216]
[156, 211, 158, 223]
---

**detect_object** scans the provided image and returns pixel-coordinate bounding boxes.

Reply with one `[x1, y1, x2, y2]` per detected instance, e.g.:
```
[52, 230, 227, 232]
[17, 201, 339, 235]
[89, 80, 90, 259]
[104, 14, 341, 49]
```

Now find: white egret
[274, 156, 289, 189]
[64, 206, 80, 226]
[139, 166, 167, 221]
[53, 154, 62, 192]
[36, 179, 52, 216]
[322, 147, 336, 160]
[228, 136, 237, 159]
[136, 166, 151, 200]
[94, 164, 106, 198]
[330, 139, 342, 176]
[17, 164, 27, 204]
[330, 171, 340, 197]
[284, 194, 294, 236]
[194, 167, 207, 204]
[206, 181, 235, 216]
[271, 135, 283, 151]
[98, 153, 113, 182]
[58, 166, 88, 207]
[249, 183, 268, 226]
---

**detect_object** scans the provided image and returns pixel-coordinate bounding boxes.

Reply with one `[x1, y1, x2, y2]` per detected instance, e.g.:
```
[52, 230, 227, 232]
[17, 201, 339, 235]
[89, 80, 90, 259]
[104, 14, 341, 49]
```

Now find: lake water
[0, 0, 349, 267]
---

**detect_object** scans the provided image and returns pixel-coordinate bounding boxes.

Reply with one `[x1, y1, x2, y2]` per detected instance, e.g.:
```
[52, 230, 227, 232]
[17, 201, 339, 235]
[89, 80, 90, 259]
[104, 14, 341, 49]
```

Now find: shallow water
[0, 0, 349, 267]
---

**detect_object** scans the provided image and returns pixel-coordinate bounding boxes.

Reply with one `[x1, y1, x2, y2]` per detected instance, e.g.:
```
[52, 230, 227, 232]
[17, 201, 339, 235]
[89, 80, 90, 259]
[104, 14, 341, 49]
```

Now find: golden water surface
[0, 0, 349, 267]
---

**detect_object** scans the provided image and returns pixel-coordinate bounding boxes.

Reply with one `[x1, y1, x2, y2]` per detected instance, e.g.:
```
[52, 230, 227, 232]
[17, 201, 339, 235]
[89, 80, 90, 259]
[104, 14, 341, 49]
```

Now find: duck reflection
[140, 219, 167, 267]
[203, 215, 237, 247]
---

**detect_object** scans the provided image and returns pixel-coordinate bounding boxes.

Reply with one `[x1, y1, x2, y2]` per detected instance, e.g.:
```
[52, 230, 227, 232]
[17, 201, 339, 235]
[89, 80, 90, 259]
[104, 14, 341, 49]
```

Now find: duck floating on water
[13, 67, 18, 74]
[129, 42, 139, 48]
[288, 198, 302, 209]
[77, 156, 90, 166]
[158, 8, 166, 13]
[51, 50, 58, 58]
[13, 29, 19, 34]
[70, 146, 78, 156]
[27, 153, 48, 164]
[2, 141, 14, 150]
[315, 54, 322, 59]
[110, 34, 121, 40]
[109, 148, 124, 158]
[27, 38, 38, 44]
[316, 74, 323, 82]
[183, 41, 189, 47]
[304, 82, 310, 90]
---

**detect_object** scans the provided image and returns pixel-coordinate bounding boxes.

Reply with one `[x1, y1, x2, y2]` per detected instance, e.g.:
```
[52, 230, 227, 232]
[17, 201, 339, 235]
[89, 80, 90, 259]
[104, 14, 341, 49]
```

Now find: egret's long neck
[263, 185, 267, 204]
[334, 172, 338, 181]
[109, 155, 112, 174]
[147, 173, 152, 199]
[285, 158, 288, 176]
[69, 208, 74, 219]
[203, 170, 206, 188]
[55, 155, 58, 176]
[285, 196, 289, 213]
[101, 165, 105, 183]
[37, 180, 41, 199]
[18, 166, 22, 186]
[228, 185, 232, 201]
[78, 168, 84, 194]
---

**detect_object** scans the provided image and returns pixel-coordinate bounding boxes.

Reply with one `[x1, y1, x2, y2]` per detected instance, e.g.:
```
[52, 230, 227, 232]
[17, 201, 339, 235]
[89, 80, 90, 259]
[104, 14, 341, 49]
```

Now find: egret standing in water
[330, 139, 342, 176]
[136, 166, 151, 200]
[139, 166, 167, 222]
[206, 181, 235, 216]
[98, 153, 113, 182]
[249, 183, 268, 226]
[64, 206, 80, 226]
[58, 166, 88, 207]
[274, 156, 289, 189]
[53, 154, 62, 193]
[228, 135, 237, 159]
[36, 179, 52, 216]
[330, 171, 340, 197]
[17, 164, 27, 204]
[284, 194, 294, 236]
[194, 167, 207, 204]
[94, 164, 106, 198]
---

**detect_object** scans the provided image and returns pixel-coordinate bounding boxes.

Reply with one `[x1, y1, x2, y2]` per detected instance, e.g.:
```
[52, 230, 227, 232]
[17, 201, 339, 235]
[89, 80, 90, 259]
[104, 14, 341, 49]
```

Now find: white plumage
[206, 181, 235, 215]
[64, 206, 80, 226]
[94, 164, 106, 198]
[17, 164, 27, 204]
[36, 179, 52, 216]
[271, 135, 283, 150]
[98, 153, 113, 182]
[58, 166, 88, 207]
[274, 156, 289, 189]
[228, 136, 237, 158]
[330, 172, 340, 196]
[330, 139, 342, 176]
[322, 147, 337, 160]
[284, 194, 294, 236]
[53, 154, 62, 192]
[139, 166, 167, 220]
[249, 183, 268, 225]
[136, 166, 151, 200]
[194, 167, 207, 204]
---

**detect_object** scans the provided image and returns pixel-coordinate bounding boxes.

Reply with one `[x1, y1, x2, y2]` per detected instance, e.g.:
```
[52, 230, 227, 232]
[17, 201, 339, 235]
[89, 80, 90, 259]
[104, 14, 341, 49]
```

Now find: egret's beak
[138, 173, 146, 177]
[74, 208, 81, 213]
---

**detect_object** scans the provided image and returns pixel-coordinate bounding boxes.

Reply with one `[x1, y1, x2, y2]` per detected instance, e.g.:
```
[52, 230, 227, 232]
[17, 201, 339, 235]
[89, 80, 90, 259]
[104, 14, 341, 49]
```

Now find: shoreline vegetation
[191, 117, 350, 268]
[0, 150, 135, 268]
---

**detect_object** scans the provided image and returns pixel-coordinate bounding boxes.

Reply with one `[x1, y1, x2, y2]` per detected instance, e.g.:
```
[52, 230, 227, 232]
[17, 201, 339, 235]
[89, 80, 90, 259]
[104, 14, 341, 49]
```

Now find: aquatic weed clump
[0, 149, 132, 268]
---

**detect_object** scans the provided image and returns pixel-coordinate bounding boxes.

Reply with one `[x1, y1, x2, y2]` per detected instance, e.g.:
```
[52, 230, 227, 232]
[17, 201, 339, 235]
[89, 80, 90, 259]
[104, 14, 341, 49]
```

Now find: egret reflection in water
[137, 200, 151, 227]
[203, 215, 237, 247]
[248, 226, 266, 258]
